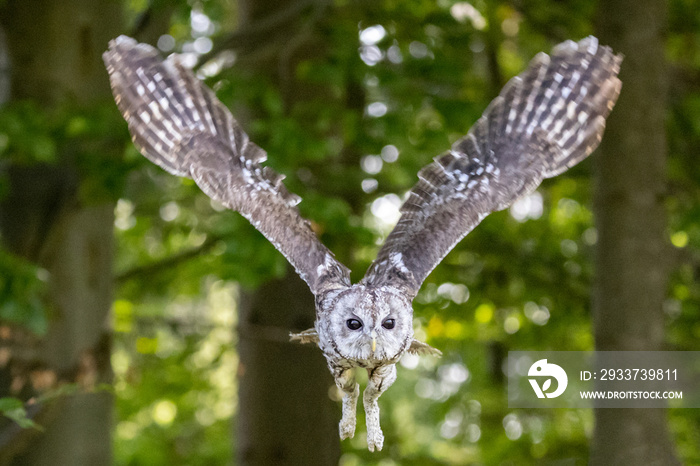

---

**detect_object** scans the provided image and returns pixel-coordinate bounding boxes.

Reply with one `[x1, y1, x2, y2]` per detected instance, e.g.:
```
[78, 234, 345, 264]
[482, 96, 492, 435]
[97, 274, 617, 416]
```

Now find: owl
[104, 36, 621, 451]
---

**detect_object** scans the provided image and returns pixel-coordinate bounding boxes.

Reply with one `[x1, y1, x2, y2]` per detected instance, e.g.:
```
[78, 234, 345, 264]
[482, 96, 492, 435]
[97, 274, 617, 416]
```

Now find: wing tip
[103, 35, 162, 68]
[551, 35, 623, 69]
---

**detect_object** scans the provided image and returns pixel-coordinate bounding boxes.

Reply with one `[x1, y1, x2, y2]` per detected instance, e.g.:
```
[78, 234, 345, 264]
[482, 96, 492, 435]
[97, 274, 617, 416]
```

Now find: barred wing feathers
[104, 36, 350, 295]
[362, 37, 622, 297]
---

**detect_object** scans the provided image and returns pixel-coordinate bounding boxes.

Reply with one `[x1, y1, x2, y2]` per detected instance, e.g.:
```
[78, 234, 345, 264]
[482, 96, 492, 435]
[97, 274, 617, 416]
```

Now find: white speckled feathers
[103, 36, 350, 295]
[362, 37, 622, 297]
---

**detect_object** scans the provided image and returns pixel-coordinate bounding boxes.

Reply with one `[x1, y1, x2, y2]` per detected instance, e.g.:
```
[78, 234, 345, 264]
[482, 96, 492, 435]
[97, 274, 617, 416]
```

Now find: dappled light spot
[381, 144, 399, 162]
[560, 238, 578, 257]
[112, 350, 129, 376]
[564, 260, 581, 277]
[359, 25, 386, 46]
[361, 178, 378, 193]
[415, 378, 440, 400]
[387, 44, 403, 63]
[671, 231, 689, 248]
[438, 362, 470, 385]
[504, 315, 520, 334]
[529, 416, 545, 444]
[366, 102, 388, 118]
[437, 282, 470, 304]
[159, 201, 180, 222]
[440, 408, 463, 439]
[503, 413, 523, 440]
[440, 421, 460, 439]
[209, 198, 227, 212]
[582, 227, 598, 245]
[444, 320, 466, 339]
[116, 421, 140, 441]
[115, 199, 136, 230]
[415, 362, 470, 403]
[554, 197, 585, 225]
[412, 318, 428, 344]
[673, 284, 689, 301]
[30, 369, 57, 391]
[328, 384, 343, 401]
[193, 37, 213, 55]
[400, 352, 420, 369]
[152, 399, 177, 426]
[663, 299, 682, 319]
[450, 2, 486, 30]
[417, 282, 438, 304]
[113, 299, 134, 333]
[501, 17, 519, 37]
[190, 10, 212, 35]
[136, 337, 158, 354]
[511, 355, 534, 378]
[369, 193, 402, 231]
[409, 41, 430, 59]
[468, 399, 482, 415]
[364, 74, 379, 87]
[35, 267, 49, 282]
[157, 35, 175, 52]
[360, 45, 383, 66]
[191, 336, 224, 368]
[195, 407, 216, 426]
[510, 191, 543, 222]
[467, 423, 481, 442]
[524, 302, 550, 326]
[474, 303, 494, 324]
[469, 38, 485, 53]
[427, 316, 444, 337]
[361, 154, 383, 174]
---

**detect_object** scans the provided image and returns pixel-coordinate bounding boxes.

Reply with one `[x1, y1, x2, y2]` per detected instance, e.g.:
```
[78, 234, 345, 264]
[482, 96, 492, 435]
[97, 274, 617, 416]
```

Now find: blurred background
[0, 0, 698, 464]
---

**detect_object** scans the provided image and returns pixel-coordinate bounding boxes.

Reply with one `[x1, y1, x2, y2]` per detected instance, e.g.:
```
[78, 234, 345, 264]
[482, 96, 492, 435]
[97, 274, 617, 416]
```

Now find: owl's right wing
[362, 37, 622, 298]
[104, 36, 350, 296]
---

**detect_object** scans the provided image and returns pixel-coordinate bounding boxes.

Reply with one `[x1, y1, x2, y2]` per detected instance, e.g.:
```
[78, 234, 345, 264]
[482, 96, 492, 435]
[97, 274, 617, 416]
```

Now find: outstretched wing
[104, 36, 350, 296]
[362, 37, 622, 298]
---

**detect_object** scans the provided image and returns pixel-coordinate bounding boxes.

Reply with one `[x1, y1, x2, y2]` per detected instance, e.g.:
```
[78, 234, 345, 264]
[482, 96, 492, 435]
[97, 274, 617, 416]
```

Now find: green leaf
[0, 398, 42, 430]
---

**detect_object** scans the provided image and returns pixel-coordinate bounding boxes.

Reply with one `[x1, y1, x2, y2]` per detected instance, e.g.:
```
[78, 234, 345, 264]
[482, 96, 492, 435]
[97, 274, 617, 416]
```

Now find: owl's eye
[382, 318, 396, 330]
[346, 318, 363, 330]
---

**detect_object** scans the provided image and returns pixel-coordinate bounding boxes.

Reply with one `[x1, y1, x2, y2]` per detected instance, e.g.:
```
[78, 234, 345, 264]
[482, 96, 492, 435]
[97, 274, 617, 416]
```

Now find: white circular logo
[528, 359, 568, 398]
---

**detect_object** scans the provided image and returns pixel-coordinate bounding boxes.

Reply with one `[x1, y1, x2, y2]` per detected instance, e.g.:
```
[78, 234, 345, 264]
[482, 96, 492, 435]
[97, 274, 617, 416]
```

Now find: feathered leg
[363, 363, 397, 452]
[333, 367, 359, 440]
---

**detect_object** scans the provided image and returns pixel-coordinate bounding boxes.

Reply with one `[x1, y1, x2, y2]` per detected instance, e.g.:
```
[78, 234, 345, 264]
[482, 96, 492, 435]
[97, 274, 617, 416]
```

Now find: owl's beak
[370, 330, 377, 352]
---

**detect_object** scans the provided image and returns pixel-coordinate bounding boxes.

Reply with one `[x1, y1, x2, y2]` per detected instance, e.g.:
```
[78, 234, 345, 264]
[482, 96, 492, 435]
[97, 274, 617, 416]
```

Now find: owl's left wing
[362, 37, 621, 298]
[104, 36, 350, 296]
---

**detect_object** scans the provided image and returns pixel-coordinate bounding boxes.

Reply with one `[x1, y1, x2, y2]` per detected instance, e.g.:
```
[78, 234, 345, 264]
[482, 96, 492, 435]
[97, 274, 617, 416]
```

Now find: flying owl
[104, 35, 621, 451]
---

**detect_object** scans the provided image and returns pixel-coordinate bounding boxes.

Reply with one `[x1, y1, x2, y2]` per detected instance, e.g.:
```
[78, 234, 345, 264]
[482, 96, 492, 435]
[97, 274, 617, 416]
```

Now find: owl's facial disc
[344, 316, 397, 352]
[321, 285, 413, 362]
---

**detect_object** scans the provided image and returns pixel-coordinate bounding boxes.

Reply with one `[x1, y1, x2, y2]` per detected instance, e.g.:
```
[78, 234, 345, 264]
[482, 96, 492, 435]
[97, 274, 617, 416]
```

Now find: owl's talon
[335, 372, 359, 441]
[339, 415, 356, 439]
[366, 427, 384, 452]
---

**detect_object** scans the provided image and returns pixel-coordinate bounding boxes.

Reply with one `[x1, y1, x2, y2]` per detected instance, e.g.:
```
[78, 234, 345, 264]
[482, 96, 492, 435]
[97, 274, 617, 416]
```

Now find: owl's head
[316, 285, 413, 362]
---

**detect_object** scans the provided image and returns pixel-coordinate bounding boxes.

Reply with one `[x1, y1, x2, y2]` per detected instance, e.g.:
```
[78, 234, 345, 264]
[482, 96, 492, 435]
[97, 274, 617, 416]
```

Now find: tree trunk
[238, 272, 339, 465]
[592, 1, 679, 464]
[234, 1, 340, 464]
[0, 0, 122, 464]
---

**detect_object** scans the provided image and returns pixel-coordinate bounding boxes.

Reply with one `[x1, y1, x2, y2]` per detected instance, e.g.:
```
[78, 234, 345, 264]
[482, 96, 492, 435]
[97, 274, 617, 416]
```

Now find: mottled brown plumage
[104, 35, 621, 451]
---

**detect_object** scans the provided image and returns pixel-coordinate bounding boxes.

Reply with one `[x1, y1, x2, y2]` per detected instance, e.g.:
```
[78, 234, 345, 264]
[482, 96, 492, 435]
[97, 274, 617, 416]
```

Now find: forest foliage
[1, 0, 699, 464]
